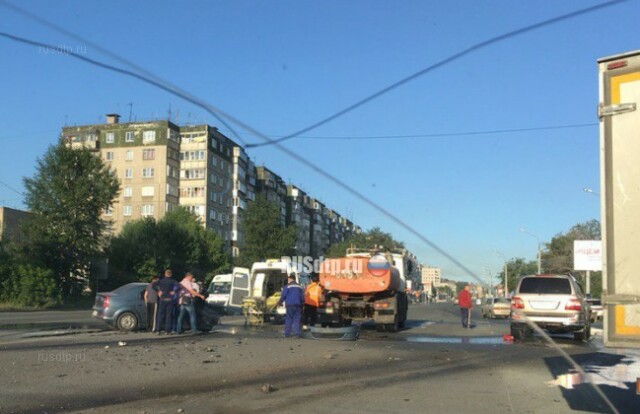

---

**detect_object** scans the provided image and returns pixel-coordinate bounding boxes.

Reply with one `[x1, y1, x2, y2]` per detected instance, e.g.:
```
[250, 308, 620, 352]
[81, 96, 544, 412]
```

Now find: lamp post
[583, 187, 600, 197]
[520, 228, 542, 274]
[494, 250, 508, 297]
[482, 266, 493, 297]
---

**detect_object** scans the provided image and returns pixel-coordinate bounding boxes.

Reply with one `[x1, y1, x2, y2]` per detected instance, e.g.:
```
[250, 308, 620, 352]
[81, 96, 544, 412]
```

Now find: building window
[125, 150, 134, 161]
[105, 151, 114, 161]
[142, 149, 155, 160]
[141, 186, 155, 197]
[180, 168, 205, 180]
[142, 167, 155, 178]
[106, 132, 115, 144]
[123, 205, 132, 216]
[143, 130, 156, 143]
[125, 131, 135, 142]
[104, 206, 113, 216]
[124, 168, 133, 179]
[124, 187, 132, 197]
[141, 204, 154, 217]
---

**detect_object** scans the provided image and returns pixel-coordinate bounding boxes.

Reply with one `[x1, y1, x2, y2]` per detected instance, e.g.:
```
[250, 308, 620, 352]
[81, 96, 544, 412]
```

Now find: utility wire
[0, 179, 24, 196]
[0, 6, 626, 410]
[0, 0, 248, 147]
[243, 122, 598, 141]
[245, 0, 628, 148]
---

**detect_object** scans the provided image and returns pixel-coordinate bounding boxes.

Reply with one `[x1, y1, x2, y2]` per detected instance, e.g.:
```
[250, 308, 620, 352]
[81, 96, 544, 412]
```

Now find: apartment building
[179, 125, 233, 241]
[421, 266, 442, 290]
[62, 115, 181, 234]
[0, 206, 31, 243]
[63, 114, 359, 258]
[255, 166, 287, 225]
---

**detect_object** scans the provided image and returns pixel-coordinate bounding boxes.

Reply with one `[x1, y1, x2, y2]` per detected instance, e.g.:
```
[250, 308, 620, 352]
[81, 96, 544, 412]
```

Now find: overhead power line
[243, 122, 598, 141]
[0, 179, 24, 196]
[245, 0, 628, 148]
[0, 5, 628, 409]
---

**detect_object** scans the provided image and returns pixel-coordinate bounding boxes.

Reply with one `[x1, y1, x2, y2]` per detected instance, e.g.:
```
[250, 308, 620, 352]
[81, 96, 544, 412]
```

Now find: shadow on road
[543, 352, 640, 414]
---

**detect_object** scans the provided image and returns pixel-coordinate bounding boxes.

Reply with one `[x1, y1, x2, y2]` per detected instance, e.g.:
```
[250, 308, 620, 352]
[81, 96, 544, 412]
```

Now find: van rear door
[229, 267, 250, 307]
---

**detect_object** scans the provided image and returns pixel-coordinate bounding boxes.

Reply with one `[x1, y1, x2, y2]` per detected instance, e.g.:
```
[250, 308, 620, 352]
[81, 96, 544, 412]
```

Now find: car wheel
[116, 312, 138, 331]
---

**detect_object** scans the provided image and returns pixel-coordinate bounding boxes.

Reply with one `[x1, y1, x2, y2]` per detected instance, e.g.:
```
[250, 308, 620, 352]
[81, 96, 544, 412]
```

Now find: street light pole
[520, 228, 542, 274]
[494, 250, 508, 297]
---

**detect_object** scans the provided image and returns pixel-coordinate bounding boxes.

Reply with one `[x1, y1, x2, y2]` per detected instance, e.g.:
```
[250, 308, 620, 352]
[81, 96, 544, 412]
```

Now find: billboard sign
[574, 240, 602, 272]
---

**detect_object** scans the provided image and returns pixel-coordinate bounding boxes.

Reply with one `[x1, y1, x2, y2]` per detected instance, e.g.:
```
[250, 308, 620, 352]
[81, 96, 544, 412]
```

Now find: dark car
[92, 282, 222, 332]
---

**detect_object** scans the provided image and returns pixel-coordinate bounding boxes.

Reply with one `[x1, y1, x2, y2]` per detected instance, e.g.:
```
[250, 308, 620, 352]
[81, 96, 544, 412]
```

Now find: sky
[0, 0, 637, 285]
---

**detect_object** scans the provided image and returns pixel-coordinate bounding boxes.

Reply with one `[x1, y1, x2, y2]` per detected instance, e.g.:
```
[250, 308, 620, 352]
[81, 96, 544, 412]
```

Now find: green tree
[20, 142, 119, 298]
[542, 219, 602, 297]
[107, 208, 230, 288]
[497, 258, 538, 295]
[236, 195, 297, 267]
[325, 227, 405, 258]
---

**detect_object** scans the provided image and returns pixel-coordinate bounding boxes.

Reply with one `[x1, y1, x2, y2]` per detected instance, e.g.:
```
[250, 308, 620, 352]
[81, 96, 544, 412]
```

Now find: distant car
[481, 297, 511, 319]
[510, 274, 591, 342]
[92, 282, 221, 332]
[587, 298, 603, 322]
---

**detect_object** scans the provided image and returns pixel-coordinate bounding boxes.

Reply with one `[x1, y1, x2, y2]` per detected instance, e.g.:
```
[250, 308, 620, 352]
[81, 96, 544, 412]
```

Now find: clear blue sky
[1, 0, 637, 284]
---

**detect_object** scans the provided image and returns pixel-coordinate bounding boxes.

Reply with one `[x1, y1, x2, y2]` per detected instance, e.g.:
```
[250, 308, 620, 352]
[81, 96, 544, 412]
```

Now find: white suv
[510, 274, 591, 342]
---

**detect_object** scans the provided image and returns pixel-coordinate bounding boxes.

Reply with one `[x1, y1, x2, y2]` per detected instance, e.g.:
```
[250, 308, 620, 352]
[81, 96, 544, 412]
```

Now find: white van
[206, 274, 233, 307]
[228, 259, 309, 320]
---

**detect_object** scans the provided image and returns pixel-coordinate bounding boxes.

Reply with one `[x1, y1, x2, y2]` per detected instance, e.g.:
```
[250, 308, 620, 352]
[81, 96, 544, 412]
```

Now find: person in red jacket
[457, 284, 473, 328]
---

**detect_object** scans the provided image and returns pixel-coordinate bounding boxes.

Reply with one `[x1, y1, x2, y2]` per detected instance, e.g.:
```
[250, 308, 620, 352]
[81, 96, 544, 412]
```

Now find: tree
[236, 195, 296, 267]
[107, 208, 230, 289]
[325, 227, 405, 258]
[542, 219, 602, 297]
[20, 142, 119, 298]
[497, 258, 538, 295]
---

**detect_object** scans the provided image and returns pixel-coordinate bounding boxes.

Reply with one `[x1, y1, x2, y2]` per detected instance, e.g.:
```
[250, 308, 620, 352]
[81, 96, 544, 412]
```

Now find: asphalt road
[0, 303, 637, 414]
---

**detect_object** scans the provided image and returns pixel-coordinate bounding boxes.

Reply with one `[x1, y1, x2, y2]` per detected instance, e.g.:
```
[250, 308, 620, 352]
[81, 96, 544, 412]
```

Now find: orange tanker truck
[317, 249, 408, 332]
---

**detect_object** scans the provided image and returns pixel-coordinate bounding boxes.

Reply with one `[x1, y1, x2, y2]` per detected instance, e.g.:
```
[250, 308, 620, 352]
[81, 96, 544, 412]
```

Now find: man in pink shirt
[176, 272, 205, 335]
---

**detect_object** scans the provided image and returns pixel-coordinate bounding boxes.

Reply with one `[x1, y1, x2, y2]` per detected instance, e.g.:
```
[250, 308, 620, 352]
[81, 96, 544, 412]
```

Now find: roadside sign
[573, 240, 602, 271]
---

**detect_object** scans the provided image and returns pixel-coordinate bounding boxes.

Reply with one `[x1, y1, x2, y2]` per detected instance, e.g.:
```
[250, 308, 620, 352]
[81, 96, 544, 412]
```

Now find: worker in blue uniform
[277, 274, 305, 337]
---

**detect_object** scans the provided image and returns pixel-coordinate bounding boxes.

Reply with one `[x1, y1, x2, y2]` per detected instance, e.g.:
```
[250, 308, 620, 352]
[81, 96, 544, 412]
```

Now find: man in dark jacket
[458, 284, 473, 328]
[156, 269, 178, 334]
[277, 274, 305, 337]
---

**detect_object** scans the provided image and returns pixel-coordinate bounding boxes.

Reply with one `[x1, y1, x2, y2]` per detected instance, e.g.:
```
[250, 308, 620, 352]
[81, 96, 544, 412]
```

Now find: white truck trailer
[598, 50, 640, 348]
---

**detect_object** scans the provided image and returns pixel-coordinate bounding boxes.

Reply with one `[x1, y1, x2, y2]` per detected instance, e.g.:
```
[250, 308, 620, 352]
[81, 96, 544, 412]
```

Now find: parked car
[510, 274, 591, 342]
[92, 282, 222, 332]
[587, 298, 603, 322]
[481, 297, 511, 319]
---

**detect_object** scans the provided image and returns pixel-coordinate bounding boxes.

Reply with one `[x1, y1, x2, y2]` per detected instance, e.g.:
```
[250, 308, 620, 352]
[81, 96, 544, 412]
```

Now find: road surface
[0, 302, 637, 414]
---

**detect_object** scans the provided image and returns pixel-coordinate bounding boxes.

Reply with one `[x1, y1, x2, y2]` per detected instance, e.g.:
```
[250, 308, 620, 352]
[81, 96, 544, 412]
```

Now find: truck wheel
[116, 312, 138, 331]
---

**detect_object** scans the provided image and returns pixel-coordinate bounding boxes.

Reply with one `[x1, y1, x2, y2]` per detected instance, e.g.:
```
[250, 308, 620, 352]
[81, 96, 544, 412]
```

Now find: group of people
[276, 273, 324, 338]
[144, 269, 205, 335]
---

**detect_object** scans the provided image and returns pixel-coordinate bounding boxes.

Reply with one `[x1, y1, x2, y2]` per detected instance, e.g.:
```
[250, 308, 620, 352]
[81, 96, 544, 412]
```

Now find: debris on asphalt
[118, 341, 127, 347]
[323, 352, 337, 360]
[261, 383, 275, 393]
[104, 345, 109, 349]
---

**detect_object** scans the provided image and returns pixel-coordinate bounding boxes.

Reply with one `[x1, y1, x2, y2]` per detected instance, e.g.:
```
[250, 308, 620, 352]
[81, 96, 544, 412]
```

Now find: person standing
[458, 284, 473, 328]
[156, 269, 178, 334]
[303, 274, 323, 328]
[144, 276, 160, 332]
[277, 274, 305, 337]
[176, 272, 205, 335]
